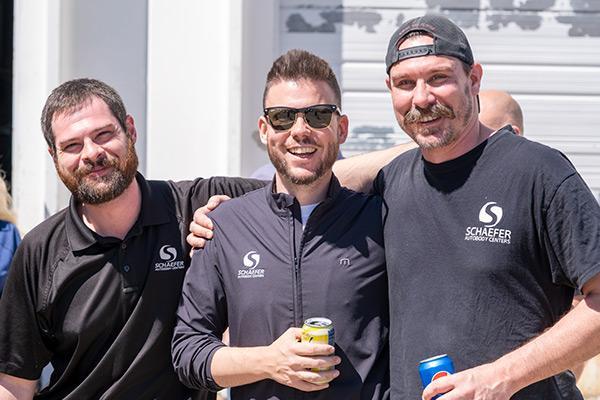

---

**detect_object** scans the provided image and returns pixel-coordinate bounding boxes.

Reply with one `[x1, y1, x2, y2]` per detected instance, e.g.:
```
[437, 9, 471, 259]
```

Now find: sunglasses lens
[305, 106, 334, 129]
[266, 105, 337, 131]
[267, 108, 296, 131]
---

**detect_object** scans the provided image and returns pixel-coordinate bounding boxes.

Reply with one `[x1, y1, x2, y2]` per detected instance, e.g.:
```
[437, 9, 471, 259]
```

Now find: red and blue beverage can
[419, 354, 455, 399]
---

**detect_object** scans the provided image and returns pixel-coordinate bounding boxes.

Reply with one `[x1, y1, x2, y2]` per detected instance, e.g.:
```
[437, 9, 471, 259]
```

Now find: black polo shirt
[0, 173, 264, 400]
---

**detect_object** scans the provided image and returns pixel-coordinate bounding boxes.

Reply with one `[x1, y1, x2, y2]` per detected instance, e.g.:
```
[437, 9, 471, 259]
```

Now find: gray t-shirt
[374, 128, 599, 399]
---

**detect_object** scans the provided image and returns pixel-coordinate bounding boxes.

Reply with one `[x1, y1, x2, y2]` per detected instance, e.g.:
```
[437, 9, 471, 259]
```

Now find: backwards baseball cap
[385, 14, 474, 74]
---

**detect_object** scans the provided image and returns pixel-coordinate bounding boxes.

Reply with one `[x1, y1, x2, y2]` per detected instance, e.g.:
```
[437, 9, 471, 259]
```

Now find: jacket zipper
[290, 210, 309, 328]
[289, 212, 301, 328]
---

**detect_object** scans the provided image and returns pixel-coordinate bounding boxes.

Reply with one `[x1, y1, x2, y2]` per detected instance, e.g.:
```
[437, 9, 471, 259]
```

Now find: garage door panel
[280, 0, 600, 196]
[282, 0, 600, 13]
[342, 63, 600, 96]
[280, 8, 600, 65]
[342, 92, 600, 137]
[517, 95, 600, 140]
[282, 0, 428, 10]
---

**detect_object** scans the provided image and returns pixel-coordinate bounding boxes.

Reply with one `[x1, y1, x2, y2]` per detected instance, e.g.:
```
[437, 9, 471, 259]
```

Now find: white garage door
[277, 0, 600, 199]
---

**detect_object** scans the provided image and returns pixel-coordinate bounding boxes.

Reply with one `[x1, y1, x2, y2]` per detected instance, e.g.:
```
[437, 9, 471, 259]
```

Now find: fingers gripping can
[301, 317, 334, 372]
[419, 354, 455, 400]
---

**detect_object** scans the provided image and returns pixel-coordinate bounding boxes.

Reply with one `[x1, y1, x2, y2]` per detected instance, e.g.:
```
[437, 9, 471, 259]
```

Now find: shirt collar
[66, 172, 172, 252]
[265, 174, 342, 216]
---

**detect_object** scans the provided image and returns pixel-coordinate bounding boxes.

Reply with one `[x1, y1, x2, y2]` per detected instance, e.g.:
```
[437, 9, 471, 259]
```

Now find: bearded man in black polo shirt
[0, 78, 263, 400]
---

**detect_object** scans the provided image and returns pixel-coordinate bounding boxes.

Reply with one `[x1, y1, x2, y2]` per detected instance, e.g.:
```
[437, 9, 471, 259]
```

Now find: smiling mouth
[82, 166, 112, 179]
[288, 147, 317, 157]
[416, 115, 441, 124]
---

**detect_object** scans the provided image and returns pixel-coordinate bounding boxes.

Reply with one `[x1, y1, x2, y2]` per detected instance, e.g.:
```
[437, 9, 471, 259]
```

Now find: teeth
[419, 115, 439, 122]
[289, 147, 316, 155]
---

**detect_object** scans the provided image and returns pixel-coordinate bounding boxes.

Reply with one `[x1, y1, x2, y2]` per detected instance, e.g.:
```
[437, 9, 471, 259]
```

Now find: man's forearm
[208, 328, 339, 392]
[211, 346, 271, 388]
[333, 141, 417, 192]
[493, 289, 600, 394]
[0, 373, 37, 400]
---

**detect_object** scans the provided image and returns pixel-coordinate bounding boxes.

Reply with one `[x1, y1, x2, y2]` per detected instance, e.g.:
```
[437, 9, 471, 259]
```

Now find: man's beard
[267, 142, 338, 186]
[57, 138, 138, 204]
[401, 86, 473, 150]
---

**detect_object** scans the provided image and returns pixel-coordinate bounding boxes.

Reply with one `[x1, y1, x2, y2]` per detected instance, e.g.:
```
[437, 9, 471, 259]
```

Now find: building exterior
[10, 0, 600, 233]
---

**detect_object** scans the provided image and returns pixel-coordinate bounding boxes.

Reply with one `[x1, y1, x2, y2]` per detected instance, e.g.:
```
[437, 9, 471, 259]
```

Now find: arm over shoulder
[0, 373, 37, 400]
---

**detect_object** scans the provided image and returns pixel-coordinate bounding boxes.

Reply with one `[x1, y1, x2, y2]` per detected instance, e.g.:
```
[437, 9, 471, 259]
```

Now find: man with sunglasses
[172, 49, 389, 399]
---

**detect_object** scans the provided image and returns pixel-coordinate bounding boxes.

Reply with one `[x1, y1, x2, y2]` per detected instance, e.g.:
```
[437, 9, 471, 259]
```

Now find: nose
[412, 80, 435, 109]
[289, 113, 311, 139]
[81, 138, 104, 162]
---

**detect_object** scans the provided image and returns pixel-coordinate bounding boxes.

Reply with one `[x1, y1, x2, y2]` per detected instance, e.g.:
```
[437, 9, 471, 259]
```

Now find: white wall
[61, 0, 148, 174]
[12, 0, 60, 233]
[12, 0, 148, 233]
[146, 0, 244, 180]
[14, 0, 246, 232]
[240, 0, 279, 176]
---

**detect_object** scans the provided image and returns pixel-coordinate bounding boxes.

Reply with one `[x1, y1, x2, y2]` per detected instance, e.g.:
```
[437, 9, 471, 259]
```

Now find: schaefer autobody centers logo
[155, 245, 185, 271]
[464, 202, 512, 245]
[238, 250, 265, 279]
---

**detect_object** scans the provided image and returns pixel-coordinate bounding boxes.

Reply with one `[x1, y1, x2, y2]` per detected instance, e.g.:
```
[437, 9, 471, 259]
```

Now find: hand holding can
[301, 317, 335, 372]
[419, 354, 455, 399]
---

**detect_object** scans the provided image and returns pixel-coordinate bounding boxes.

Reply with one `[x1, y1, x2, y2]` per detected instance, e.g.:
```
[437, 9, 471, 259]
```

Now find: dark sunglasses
[264, 104, 340, 131]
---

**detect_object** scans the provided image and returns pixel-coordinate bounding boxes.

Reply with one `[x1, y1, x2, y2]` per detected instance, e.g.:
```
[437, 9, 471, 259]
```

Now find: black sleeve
[167, 177, 267, 260]
[171, 227, 228, 392]
[0, 242, 52, 379]
[544, 173, 600, 290]
[372, 168, 386, 196]
[169, 176, 266, 228]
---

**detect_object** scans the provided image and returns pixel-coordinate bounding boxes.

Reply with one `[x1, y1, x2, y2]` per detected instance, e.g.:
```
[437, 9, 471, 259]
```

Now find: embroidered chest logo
[464, 202, 512, 245]
[155, 245, 185, 271]
[238, 250, 265, 279]
[339, 258, 351, 267]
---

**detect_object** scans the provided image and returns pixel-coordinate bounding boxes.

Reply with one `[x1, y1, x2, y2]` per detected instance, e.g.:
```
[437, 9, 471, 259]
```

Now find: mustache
[75, 155, 113, 178]
[404, 103, 455, 124]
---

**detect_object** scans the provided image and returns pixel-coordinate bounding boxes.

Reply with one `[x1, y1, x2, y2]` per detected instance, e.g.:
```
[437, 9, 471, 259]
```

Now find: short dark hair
[262, 49, 342, 108]
[41, 78, 127, 155]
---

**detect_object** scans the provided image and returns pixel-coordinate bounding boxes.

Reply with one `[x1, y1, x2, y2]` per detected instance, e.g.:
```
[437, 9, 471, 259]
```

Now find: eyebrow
[391, 65, 455, 80]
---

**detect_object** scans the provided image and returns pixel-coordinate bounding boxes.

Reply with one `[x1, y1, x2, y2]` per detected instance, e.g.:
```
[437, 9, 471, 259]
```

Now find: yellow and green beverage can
[301, 317, 335, 372]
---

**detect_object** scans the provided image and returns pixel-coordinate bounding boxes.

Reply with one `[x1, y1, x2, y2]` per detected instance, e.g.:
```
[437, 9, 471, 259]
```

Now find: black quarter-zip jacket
[173, 177, 389, 399]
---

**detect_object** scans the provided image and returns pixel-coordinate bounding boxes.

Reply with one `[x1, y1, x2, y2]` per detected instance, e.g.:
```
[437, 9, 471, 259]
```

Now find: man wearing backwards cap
[378, 14, 600, 399]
